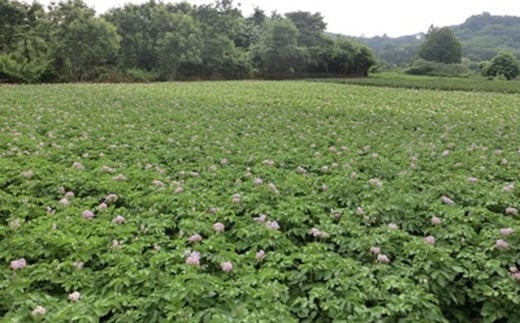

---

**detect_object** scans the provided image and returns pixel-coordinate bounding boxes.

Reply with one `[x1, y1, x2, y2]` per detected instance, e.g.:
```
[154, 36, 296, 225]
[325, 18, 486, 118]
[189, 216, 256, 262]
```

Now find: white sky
[34, 0, 520, 37]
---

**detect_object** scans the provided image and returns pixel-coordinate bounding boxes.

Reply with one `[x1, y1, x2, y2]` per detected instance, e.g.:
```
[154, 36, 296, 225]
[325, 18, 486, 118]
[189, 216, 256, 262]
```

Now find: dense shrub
[405, 59, 471, 77]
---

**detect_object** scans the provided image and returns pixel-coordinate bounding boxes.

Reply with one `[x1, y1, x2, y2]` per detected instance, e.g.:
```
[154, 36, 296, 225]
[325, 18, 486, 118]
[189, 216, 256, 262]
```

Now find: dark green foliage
[405, 59, 471, 77]
[1, 0, 375, 83]
[418, 27, 463, 64]
[481, 51, 520, 80]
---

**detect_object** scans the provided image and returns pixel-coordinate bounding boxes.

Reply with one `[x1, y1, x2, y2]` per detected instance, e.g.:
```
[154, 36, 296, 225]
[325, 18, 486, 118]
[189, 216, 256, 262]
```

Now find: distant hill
[353, 13, 520, 65]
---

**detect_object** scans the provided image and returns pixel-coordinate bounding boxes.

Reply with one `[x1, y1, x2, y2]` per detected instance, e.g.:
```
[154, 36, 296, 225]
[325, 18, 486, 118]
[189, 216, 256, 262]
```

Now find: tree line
[0, 0, 376, 83]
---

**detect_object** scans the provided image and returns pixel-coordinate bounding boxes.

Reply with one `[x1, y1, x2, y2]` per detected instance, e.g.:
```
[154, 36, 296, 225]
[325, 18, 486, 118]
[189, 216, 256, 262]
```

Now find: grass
[319, 72, 520, 93]
[0, 81, 519, 321]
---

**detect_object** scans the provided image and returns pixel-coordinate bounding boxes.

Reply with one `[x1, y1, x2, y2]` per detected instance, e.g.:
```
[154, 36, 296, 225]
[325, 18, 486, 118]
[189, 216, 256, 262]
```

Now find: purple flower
[513, 272, 520, 281]
[188, 234, 202, 243]
[268, 182, 279, 194]
[152, 180, 165, 188]
[213, 222, 225, 233]
[220, 261, 233, 272]
[112, 215, 126, 225]
[370, 246, 381, 255]
[185, 251, 201, 266]
[262, 159, 275, 166]
[424, 236, 436, 246]
[369, 178, 383, 188]
[72, 161, 84, 170]
[495, 239, 509, 250]
[441, 195, 455, 205]
[499, 228, 514, 236]
[253, 178, 263, 185]
[265, 221, 280, 231]
[388, 223, 399, 230]
[220, 159, 228, 166]
[174, 186, 184, 194]
[231, 194, 241, 203]
[377, 254, 390, 264]
[31, 306, 46, 317]
[256, 250, 266, 262]
[59, 198, 70, 207]
[467, 177, 478, 184]
[98, 202, 108, 210]
[112, 174, 126, 181]
[10, 258, 27, 270]
[104, 194, 118, 203]
[503, 184, 514, 193]
[431, 216, 442, 225]
[81, 210, 95, 219]
[64, 191, 75, 200]
[505, 207, 518, 216]
[254, 214, 267, 224]
[68, 291, 81, 302]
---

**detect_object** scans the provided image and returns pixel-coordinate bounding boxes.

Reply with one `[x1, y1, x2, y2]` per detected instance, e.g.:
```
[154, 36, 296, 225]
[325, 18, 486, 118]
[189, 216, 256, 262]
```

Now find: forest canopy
[0, 0, 376, 83]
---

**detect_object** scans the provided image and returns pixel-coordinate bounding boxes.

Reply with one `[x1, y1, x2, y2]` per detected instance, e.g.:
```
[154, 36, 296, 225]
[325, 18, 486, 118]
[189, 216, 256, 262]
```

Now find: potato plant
[0, 82, 519, 322]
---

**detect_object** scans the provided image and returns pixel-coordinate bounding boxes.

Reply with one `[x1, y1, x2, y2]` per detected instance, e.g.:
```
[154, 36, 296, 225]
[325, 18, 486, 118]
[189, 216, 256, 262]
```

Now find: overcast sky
[35, 0, 520, 37]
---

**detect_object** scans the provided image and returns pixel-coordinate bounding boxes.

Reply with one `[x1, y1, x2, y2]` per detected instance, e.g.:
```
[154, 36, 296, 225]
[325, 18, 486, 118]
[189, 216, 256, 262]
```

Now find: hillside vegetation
[359, 13, 520, 65]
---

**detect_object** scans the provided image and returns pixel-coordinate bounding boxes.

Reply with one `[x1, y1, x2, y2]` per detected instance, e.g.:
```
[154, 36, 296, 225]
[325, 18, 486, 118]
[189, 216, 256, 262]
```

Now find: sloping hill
[355, 13, 520, 65]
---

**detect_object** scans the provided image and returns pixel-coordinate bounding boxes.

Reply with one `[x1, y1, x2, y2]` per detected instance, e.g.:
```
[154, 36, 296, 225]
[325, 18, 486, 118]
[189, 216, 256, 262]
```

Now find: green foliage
[482, 51, 520, 80]
[418, 27, 463, 64]
[322, 72, 520, 93]
[254, 19, 309, 78]
[405, 58, 471, 77]
[1, 81, 520, 321]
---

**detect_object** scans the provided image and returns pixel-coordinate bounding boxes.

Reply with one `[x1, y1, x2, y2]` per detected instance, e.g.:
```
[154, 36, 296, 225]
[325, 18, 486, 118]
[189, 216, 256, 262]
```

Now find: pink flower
[64, 191, 75, 200]
[10, 258, 27, 270]
[81, 210, 95, 219]
[388, 223, 399, 230]
[112, 215, 126, 224]
[503, 184, 515, 193]
[370, 246, 381, 255]
[496, 239, 509, 250]
[256, 250, 266, 262]
[21, 170, 34, 179]
[377, 254, 390, 264]
[112, 174, 126, 181]
[31, 306, 46, 317]
[266, 221, 280, 231]
[9, 219, 21, 230]
[254, 214, 267, 224]
[441, 150, 450, 157]
[509, 266, 518, 273]
[185, 251, 201, 266]
[220, 159, 228, 166]
[505, 207, 518, 216]
[190, 171, 199, 177]
[268, 182, 279, 194]
[104, 194, 118, 203]
[102, 166, 116, 173]
[321, 166, 329, 173]
[72, 161, 84, 170]
[152, 180, 165, 188]
[296, 166, 307, 174]
[220, 261, 233, 272]
[262, 159, 275, 166]
[424, 236, 436, 246]
[356, 207, 365, 216]
[309, 228, 329, 238]
[231, 194, 241, 203]
[98, 202, 108, 210]
[369, 178, 383, 188]
[59, 198, 70, 207]
[213, 222, 225, 233]
[112, 239, 121, 249]
[513, 272, 520, 281]
[174, 186, 184, 194]
[253, 178, 263, 185]
[188, 234, 202, 243]
[441, 195, 455, 205]
[431, 216, 442, 225]
[499, 228, 514, 236]
[68, 291, 81, 302]
[467, 177, 479, 184]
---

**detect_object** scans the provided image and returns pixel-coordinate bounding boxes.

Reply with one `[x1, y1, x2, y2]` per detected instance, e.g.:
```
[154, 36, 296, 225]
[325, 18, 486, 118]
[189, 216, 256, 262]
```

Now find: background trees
[481, 51, 520, 80]
[418, 26, 463, 64]
[0, 0, 376, 83]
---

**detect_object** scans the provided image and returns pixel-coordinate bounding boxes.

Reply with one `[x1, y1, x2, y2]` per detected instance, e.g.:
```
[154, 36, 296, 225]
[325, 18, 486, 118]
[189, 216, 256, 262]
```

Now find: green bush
[405, 59, 471, 77]
[0, 55, 51, 83]
[482, 51, 520, 80]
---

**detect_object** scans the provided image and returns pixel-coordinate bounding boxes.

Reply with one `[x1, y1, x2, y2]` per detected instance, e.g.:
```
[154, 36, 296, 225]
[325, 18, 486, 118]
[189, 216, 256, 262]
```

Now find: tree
[285, 11, 327, 48]
[254, 19, 309, 78]
[157, 13, 202, 80]
[418, 26, 462, 63]
[482, 51, 520, 80]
